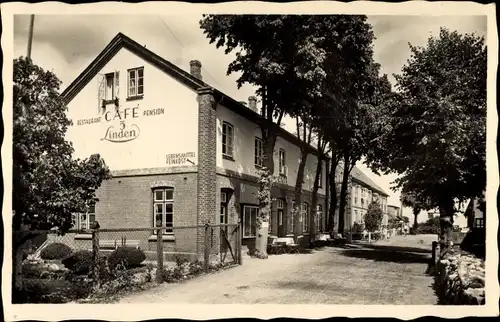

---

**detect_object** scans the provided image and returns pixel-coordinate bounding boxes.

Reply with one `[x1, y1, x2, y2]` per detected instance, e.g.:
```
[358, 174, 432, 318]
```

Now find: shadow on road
[339, 244, 431, 264]
[356, 243, 432, 254]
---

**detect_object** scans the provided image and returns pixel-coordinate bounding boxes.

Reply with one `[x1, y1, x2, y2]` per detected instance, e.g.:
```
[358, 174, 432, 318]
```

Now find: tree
[366, 28, 486, 252]
[400, 191, 431, 229]
[200, 15, 327, 257]
[308, 136, 329, 244]
[199, 15, 374, 255]
[12, 57, 111, 291]
[302, 16, 382, 236]
[364, 201, 383, 233]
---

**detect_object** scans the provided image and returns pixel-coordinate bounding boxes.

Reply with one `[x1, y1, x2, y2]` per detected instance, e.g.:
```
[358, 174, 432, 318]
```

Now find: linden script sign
[101, 121, 140, 143]
[74, 106, 165, 143]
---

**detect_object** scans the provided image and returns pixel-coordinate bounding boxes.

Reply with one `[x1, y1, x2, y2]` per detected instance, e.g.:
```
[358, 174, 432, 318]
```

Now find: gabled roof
[60, 32, 326, 158]
[350, 166, 389, 197]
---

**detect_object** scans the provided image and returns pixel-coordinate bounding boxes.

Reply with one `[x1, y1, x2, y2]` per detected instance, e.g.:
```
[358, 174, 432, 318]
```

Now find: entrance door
[277, 199, 286, 237]
[220, 192, 228, 253]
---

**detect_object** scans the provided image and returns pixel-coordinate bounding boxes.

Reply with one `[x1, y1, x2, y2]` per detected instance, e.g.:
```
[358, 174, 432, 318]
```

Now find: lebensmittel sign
[166, 152, 196, 165]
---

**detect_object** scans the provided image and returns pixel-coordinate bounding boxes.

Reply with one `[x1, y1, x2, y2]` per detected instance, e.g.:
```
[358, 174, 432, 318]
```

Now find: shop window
[243, 205, 258, 238]
[128, 67, 144, 98]
[153, 187, 174, 234]
[316, 204, 323, 232]
[302, 202, 309, 233]
[222, 121, 234, 158]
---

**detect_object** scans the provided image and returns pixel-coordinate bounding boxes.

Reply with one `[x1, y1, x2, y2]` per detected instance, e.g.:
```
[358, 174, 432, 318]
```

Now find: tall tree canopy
[200, 14, 379, 255]
[13, 57, 111, 233]
[366, 28, 487, 249]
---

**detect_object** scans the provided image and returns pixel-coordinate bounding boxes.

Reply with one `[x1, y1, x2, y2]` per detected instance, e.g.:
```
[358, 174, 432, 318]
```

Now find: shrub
[40, 243, 73, 260]
[352, 222, 364, 234]
[364, 202, 383, 232]
[62, 250, 93, 275]
[107, 247, 146, 270]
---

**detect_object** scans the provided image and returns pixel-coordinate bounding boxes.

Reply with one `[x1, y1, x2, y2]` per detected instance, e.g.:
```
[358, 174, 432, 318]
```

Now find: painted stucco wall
[215, 104, 326, 194]
[65, 48, 199, 171]
[350, 182, 388, 226]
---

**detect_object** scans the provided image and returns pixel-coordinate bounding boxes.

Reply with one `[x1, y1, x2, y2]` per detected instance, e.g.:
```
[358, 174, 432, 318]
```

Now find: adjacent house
[330, 164, 389, 232]
[55, 32, 329, 258]
[387, 205, 401, 219]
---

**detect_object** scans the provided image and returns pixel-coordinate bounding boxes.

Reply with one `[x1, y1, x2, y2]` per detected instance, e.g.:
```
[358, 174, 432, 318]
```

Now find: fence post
[204, 223, 210, 273]
[237, 220, 242, 265]
[156, 227, 164, 283]
[91, 223, 100, 287]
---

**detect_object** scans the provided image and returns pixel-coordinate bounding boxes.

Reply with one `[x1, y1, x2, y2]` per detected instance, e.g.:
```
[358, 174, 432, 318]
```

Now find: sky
[13, 14, 487, 224]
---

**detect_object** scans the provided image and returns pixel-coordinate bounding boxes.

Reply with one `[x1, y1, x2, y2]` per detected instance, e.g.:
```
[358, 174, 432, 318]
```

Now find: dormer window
[105, 73, 115, 101]
[98, 71, 119, 113]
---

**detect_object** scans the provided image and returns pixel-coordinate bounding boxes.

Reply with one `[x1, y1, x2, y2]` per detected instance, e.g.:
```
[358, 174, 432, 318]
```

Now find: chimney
[189, 60, 202, 80]
[248, 96, 257, 113]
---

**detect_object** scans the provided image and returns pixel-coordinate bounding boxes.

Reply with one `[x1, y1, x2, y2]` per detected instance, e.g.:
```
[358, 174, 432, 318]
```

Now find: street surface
[119, 234, 438, 304]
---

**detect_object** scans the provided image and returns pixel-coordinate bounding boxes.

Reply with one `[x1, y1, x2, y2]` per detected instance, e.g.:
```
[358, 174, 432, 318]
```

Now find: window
[318, 163, 323, 188]
[243, 205, 258, 238]
[354, 186, 359, 205]
[105, 73, 115, 101]
[74, 203, 96, 230]
[153, 188, 174, 234]
[254, 137, 263, 167]
[221, 192, 227, 203]
[98, 71, 119, 112]
[354, 210, 359, 222]
[302, 202, 309, 233]
[279, 149, 286, 175]
[128, 67, 144, 98]
[277, 199, 285, 226]
[222, 122, 234, 158]
[316, 204, 323, 232]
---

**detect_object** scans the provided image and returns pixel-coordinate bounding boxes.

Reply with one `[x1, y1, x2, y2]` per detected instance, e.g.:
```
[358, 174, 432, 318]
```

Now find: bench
[99, 240, 118, 249]
[124, 239, 141, 249]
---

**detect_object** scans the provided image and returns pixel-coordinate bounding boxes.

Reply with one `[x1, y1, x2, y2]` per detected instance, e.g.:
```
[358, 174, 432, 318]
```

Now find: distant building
[330, 165, 389, 232]
[387, 205, 401, 219]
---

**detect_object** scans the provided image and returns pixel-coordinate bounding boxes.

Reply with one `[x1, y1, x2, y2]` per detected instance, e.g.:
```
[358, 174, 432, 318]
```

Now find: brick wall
[216, 170, 326, 250]
[197, 87, 218, 256]
[94, 171, 198, 253]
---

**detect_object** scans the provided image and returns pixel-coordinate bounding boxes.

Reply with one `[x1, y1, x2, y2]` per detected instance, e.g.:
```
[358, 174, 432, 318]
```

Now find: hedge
[107, 247, 146, 270]
[40, 243, 73, 260]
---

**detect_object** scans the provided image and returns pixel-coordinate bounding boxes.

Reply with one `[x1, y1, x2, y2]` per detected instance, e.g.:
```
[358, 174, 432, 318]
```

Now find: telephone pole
[27, 14, 35, 59]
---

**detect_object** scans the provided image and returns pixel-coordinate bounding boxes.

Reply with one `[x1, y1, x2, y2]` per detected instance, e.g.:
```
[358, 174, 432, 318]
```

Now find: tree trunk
[254, 131, 277, 259]
[293, 149, 309, 241]
[439, 198, 455, 254]
[413, 208, 419, 229]
[328, 157, 339, 235]
[338, 154, 351, 236]
[12, 213, 25, 300]
[309, 157, 323, 246]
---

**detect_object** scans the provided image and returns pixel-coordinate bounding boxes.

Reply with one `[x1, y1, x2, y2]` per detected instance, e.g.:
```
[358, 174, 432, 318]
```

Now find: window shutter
[114, 70, 120, 100]
[97, 74, 105, 114]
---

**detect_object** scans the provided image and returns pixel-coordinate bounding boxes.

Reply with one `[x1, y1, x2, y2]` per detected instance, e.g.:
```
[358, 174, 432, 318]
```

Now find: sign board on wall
[75, 105, 166, 143]
[166, 152, 196, 165]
